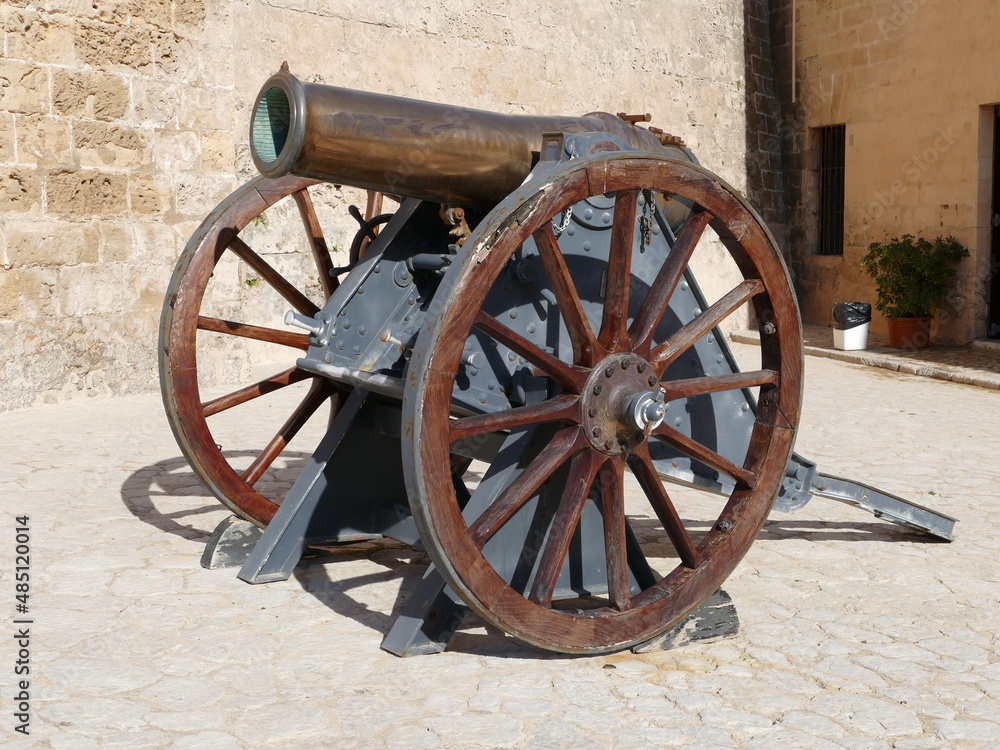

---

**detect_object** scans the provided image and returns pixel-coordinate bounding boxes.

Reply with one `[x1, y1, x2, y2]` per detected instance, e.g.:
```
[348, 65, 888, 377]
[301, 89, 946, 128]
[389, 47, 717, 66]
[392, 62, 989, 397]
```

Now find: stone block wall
[1, 0, 746, 411]
[760, 0, 1000, 342]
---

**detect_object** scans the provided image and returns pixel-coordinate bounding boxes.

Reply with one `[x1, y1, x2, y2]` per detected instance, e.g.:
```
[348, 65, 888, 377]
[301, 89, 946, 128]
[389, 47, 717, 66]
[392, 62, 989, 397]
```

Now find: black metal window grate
[817, 125, 846, 256]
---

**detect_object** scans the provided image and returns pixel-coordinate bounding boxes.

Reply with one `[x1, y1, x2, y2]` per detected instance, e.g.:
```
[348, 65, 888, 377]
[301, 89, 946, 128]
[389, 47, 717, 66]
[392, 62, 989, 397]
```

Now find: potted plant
[860, 234, 968, 348]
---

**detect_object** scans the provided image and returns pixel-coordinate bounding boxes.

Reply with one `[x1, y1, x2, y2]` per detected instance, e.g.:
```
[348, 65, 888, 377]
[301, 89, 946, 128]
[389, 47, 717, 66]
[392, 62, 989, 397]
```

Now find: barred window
[817, 125, 846, 256]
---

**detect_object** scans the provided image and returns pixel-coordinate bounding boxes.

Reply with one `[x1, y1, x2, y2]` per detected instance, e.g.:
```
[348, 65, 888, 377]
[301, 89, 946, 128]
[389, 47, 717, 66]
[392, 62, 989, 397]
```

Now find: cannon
[159, 66, 955, 655]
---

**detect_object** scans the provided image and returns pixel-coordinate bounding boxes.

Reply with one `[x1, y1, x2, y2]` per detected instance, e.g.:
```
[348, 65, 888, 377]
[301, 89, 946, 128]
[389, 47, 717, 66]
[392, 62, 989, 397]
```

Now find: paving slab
[1, 343, 999, 749]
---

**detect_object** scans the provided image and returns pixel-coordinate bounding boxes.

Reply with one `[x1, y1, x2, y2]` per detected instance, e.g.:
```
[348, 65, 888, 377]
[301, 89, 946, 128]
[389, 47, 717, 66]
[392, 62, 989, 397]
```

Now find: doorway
[990, 105, 1000, 337]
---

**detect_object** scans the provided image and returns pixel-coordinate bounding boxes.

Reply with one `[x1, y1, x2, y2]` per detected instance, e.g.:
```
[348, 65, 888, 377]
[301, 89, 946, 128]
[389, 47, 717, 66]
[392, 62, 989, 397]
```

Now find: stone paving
[734, 326, 1000, 391]
[2, 343, 999, 749]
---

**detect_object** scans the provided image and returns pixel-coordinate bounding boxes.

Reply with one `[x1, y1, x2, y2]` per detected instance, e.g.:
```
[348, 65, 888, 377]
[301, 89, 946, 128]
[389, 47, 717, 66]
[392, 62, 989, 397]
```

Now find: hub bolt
[593, 384, 603, 395]
[605, 367, 614, 378]
[648, 375, 658, 386]
[592, 427, 602, 437]
[621, 359, 630, 369]
[637, 362, 647, 373]
[604, 439, 616, 451]
[588, 408, 597, 418]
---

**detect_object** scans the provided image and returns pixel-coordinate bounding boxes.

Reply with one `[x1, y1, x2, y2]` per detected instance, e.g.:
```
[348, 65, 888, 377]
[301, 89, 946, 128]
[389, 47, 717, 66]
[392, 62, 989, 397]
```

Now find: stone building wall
[0, 0, 747, 411]
[761, 0, 1000, 342]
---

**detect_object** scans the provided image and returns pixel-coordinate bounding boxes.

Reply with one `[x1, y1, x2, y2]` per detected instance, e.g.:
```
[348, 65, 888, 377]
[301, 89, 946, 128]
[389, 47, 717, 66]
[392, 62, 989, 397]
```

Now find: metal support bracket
[808, 473, 957, 541]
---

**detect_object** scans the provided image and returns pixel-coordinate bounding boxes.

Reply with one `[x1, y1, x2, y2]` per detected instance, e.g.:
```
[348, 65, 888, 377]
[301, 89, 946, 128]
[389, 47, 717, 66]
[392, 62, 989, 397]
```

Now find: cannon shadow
[120, 457, 940, 656]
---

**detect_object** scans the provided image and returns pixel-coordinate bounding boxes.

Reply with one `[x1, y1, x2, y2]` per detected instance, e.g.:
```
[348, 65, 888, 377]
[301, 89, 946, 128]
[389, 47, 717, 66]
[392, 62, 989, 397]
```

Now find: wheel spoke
[629, 445, 702, 569]
[474, 312, 587, 393]
[228, 235, 320, 317]
[469, 426, 585, 547]
[449, 394, 580, 442]
[241, 380, 333, 486]
[598, 189, 639, 350]
[597, 457, 632, 611]
[202, 367, 313, 418]
[650, 278, 764, 373]
[528, 449, 605, 606]
[629, 209, 711, 355]
[292, 189, 338, 299]
[532, 225, 602, 366]
[651, 422, 758, 488]
[197, 316, 310, 350]
[661, 369, 778, 401]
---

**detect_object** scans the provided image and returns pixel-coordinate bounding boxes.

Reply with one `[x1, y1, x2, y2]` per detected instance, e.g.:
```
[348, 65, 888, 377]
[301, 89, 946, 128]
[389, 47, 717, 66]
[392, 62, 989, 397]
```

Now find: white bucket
[834, 322, 869, 351]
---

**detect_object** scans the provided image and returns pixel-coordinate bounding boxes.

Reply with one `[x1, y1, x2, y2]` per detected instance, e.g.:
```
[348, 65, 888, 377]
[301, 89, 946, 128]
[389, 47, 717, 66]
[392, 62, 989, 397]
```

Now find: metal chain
[552, 205, 573, 234]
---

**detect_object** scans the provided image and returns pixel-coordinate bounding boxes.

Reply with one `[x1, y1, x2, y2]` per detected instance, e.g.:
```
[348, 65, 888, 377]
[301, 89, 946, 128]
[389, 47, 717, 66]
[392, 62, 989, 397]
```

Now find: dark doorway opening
[990, 105, 1000, 338]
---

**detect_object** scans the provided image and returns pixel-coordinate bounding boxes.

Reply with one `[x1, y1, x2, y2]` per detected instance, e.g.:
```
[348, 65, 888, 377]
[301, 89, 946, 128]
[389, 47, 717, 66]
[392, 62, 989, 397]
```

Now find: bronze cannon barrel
[250, 69, 683, 209]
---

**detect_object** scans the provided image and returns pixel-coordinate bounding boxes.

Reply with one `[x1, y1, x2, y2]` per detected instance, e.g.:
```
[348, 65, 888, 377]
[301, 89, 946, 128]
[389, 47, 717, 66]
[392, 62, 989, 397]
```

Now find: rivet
[583, 241, 592, 252]
[359, 326, 367, 336]
[479, 394, 489, 404]
[588, 408, 598, 418]
[488, 379, 497, 390]
[637, 362, 647, 373]
[357, 286, 364, 294]
[601, 212, 612, 224]
[527, 323, 536, 334]
[352, 345, 362, 355]
[648, 376, 657, 386]
[342, 320, 351, 330]
[509, 310, 518, 319]
[373, 264, 381, 273]
[605, 367, 614, 378]
[593, 384, 603, 395]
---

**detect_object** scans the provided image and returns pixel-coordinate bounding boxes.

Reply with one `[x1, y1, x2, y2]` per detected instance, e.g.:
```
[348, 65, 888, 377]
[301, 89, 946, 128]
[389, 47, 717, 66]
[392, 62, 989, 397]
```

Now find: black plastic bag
[832, 302, 872, 330]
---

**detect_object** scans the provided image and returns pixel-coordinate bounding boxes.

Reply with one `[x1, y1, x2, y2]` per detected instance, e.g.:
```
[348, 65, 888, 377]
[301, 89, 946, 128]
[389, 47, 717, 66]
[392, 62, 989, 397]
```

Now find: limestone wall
[0, 0, 746, 411]
[769, 0, 1000, 342]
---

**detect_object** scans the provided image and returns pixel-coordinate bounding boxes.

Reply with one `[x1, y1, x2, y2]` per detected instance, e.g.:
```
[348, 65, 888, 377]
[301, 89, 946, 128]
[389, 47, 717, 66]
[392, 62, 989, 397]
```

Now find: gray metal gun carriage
[159, 66, 955, 656]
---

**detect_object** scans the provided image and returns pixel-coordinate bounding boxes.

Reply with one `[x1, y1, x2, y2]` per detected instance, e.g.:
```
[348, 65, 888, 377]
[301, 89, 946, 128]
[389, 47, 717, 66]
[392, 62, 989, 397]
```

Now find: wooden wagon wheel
[405, 154, 803, 653]
[160, 175, 366, 527]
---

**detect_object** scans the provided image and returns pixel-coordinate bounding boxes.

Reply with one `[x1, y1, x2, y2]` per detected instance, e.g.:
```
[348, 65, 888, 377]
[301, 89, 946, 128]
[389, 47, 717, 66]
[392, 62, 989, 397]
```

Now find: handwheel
[405, 154, 803, 653]
[160, 175, 366, 527]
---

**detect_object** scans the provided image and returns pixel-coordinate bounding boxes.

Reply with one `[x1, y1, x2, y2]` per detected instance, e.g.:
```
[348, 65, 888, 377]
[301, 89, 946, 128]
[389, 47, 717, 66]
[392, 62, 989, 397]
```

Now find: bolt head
[763, 322, 777, 335]
[588, 408, 597, 418]
[637, 362, 647, 373]
[604, 366, 614, 378]
[621, 359, 630, 369]
[592, 427, 602, 437]
[593, 384, 603, 395]
[715, 520, 735, 533]
[648, 375, 658, 386]
[604, 439, 616, 450]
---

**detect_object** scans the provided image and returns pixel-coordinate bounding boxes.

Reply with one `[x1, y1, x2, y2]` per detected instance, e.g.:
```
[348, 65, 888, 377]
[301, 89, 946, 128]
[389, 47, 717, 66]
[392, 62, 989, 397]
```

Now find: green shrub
[860, 234, 968, 318]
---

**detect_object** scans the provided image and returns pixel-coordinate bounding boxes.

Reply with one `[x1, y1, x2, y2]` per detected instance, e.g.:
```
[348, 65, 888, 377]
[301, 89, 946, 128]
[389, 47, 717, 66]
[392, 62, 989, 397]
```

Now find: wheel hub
[580, 354, 662, 456]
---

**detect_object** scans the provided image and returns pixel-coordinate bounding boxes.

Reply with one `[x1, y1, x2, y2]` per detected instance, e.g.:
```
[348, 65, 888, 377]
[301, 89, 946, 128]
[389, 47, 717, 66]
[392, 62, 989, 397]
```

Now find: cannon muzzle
[250, 69, 682, 209]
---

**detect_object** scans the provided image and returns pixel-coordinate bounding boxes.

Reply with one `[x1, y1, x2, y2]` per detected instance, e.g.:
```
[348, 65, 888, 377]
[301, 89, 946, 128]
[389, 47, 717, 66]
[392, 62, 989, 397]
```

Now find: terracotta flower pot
[887, 316, 932, 348]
